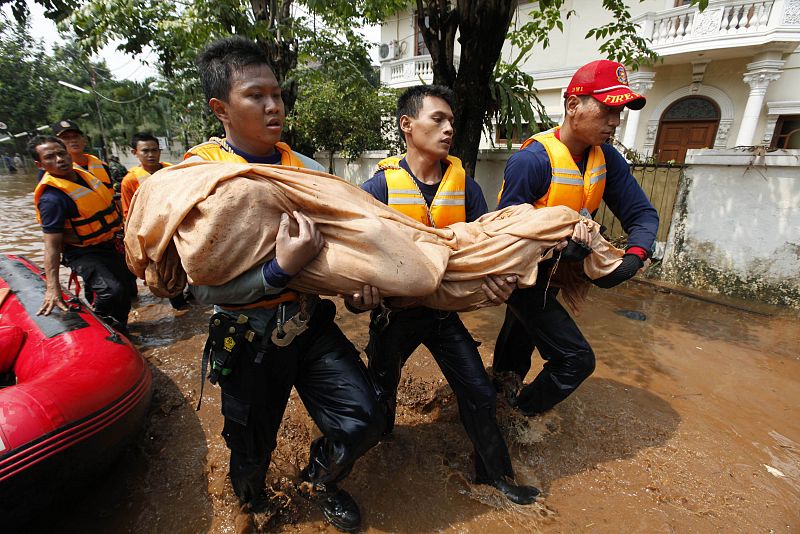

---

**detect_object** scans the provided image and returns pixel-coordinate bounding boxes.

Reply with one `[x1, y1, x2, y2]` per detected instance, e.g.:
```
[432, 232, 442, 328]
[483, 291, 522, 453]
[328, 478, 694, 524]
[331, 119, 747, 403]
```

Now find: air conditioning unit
[379, 40, 401, 62]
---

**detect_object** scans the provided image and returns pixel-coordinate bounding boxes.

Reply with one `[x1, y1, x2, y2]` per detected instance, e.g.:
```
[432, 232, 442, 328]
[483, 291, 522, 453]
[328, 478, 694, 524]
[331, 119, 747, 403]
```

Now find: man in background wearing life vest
[355, 85, 540, 505]
[121, 132, 172, 219]
[28, 135, 131, 333]
[52, 119, 138, 301]
[492, 60, 659, 417]
[51, 120, 113, 188]
[120, 132, 186, 308]
[186, 36, 384, 533]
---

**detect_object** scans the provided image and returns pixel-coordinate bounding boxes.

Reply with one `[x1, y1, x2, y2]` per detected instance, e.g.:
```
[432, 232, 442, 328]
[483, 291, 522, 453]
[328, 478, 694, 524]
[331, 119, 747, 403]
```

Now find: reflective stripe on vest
[512, 127, 607, 213]
[378, 155, 466, 228]
[127, 162, 172, 187]
[34, 167, 122, 246]
[79, 153, 112, 188]
[185, 138, 304, 167]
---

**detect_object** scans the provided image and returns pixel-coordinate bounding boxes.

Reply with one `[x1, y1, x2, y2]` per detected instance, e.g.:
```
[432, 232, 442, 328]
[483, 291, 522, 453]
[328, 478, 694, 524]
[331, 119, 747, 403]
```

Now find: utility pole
[87, 62, 108, 161]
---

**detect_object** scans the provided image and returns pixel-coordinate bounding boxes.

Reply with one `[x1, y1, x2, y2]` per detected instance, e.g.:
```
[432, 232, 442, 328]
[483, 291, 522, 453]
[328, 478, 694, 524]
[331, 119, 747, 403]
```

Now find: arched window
[655, 96, 720, 163]
[661, 97, 720, 122]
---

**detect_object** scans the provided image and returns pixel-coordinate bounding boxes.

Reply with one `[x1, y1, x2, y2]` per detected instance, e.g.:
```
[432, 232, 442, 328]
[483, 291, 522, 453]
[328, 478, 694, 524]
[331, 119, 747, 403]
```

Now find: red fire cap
[565, 60, 646, 110]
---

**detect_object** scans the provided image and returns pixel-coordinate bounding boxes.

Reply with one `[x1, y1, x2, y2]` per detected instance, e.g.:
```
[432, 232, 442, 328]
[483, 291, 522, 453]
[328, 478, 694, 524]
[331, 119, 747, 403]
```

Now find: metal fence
[593, 163, 684, 244]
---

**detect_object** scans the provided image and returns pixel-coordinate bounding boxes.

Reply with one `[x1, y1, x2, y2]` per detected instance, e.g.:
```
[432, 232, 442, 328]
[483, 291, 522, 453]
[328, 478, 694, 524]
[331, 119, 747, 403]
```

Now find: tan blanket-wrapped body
[125, 161, 624, 311]
[422, 205, 624, 310]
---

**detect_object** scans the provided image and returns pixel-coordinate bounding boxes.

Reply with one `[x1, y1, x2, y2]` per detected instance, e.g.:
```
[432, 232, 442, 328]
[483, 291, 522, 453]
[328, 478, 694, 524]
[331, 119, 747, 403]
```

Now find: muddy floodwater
[2, 170, 799, 532]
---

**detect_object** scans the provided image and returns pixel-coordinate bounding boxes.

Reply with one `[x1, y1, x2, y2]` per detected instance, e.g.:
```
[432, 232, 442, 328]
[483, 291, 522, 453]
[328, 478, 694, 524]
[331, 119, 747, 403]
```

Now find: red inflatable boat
[0, 254, 152, 523]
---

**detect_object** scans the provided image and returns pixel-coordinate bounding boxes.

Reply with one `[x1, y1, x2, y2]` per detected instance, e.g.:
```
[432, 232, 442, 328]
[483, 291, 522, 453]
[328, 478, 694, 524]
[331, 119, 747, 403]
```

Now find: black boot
[315, 485, 361, 532]
[169, 293, 189, 310]
[476, 475, 540, 505]
[301, 469, 361, 532]
[229, 453, 269, 504]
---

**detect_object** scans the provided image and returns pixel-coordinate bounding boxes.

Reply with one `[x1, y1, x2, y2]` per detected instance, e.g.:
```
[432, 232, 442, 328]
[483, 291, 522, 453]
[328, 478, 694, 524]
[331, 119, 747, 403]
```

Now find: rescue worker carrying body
[186, 36, 385, 533]
[492, 60, 659, 416]
[28, 135, 131, 333]
[355, 85, 540, 505]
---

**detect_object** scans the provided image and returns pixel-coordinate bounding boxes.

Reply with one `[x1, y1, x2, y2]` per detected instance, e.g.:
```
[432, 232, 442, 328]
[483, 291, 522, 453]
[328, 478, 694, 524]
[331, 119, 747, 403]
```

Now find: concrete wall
[660, 148, 800, 307]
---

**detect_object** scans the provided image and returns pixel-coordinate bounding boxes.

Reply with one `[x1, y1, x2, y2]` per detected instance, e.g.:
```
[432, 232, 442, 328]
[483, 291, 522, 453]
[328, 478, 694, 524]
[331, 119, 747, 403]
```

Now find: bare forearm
[43, 233, 63, 291]
[38, 232, 67, 315]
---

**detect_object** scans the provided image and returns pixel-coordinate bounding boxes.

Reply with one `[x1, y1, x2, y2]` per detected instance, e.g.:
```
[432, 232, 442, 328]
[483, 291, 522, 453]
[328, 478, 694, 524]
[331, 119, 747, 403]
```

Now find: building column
[621, 70, 656, 151]
[735, 54, 784, 147]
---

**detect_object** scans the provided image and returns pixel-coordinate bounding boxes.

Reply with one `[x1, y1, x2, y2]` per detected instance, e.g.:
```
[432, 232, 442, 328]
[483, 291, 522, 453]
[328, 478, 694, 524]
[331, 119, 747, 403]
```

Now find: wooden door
[655, 121, 717, 163]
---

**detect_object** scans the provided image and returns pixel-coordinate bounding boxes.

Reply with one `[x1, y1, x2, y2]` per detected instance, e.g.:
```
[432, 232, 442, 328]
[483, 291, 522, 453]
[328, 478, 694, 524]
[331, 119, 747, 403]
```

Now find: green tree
[57, 0, 406, 117]
[0, 20, 53, 152]
[288, 29, 398, 173]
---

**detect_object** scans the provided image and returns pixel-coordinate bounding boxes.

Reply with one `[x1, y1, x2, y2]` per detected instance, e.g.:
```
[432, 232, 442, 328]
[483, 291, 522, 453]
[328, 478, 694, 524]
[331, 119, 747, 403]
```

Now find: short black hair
[131, 132, 159, 149]
[396, 85, 455, 141]
[196, 36, 275, 102]
[27, 135, 65, 162]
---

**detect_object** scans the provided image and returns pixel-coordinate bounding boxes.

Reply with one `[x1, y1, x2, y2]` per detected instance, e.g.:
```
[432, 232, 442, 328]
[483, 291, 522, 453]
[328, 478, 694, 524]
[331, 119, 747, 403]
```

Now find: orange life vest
[76, 153, 112, 188]
[378, 155, 466, 228]
[34, 167, 122, 246]
[184, 138, 304, 167]
[125, 162, 172, 187]
[498, 127, 607, 213]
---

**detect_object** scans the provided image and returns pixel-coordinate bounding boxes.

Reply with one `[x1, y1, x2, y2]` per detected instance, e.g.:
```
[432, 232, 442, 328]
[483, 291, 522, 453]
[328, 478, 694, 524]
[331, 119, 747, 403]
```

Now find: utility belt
[218, 290, 299, 311]
[195, 295, 317, 410]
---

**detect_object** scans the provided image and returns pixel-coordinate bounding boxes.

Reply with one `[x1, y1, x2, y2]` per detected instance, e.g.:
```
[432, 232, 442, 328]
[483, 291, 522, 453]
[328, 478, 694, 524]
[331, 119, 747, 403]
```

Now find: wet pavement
[2, 170, 799, 532]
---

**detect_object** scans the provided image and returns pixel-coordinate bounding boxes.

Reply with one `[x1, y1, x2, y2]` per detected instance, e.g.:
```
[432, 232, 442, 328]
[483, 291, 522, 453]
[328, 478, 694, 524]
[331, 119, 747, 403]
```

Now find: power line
[93, 90, 152, 105]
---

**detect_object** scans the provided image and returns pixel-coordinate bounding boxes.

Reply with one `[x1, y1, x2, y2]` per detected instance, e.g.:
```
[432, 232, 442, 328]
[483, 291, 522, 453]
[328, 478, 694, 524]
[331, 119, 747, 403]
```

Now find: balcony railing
[635, 0, 800, 55]
[381, 55, 460, 87]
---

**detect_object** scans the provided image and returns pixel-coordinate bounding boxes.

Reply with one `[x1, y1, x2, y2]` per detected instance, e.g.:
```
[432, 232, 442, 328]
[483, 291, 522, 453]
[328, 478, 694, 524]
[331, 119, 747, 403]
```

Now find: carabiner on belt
[270, 298, 311, 347]
[371, 304, 392, 333]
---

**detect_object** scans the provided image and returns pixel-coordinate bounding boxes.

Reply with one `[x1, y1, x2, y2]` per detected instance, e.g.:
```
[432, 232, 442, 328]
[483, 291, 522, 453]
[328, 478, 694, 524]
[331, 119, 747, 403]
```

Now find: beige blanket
[125, 161, 624, 311]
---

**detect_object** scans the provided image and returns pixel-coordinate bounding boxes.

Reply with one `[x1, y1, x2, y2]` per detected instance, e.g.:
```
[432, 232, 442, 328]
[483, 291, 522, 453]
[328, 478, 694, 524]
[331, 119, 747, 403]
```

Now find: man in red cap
[491, 59, 659, 416]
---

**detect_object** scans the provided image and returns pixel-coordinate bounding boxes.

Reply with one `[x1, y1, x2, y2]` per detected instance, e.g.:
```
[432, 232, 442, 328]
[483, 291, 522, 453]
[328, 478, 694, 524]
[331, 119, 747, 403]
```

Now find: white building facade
[373, 1, 800, 307]
[378, 0, 800, 160]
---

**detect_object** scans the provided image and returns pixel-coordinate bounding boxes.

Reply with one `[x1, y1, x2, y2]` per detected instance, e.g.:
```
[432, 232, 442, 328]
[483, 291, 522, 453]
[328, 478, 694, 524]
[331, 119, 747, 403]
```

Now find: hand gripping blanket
[124, 160, 624, 311]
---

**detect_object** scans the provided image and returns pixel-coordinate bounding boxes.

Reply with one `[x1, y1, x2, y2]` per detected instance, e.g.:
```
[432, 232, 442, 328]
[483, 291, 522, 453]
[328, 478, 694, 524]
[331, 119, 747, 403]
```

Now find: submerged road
[3, 169, 798, 532]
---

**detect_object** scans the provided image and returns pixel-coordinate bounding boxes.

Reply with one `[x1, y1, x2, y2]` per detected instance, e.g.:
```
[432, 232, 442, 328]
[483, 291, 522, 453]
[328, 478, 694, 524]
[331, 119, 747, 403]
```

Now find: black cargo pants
[217, 299, 385, 502]
[65, 243, 132, 327]
[493, 265, 596, 415]
[367, 307, 514, 482]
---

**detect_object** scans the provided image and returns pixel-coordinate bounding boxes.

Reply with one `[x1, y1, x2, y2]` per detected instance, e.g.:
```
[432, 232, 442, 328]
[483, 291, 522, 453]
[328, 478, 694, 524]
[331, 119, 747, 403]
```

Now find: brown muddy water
[2, 169, 799, 533]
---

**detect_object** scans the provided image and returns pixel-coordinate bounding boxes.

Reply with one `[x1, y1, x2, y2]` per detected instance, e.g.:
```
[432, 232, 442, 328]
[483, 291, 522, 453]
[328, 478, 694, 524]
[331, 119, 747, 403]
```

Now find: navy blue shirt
[498, 141, 658, 251]
[37, 175, 91, 234]
[361, 158, 488, 223]
[228, 144, 282, 165]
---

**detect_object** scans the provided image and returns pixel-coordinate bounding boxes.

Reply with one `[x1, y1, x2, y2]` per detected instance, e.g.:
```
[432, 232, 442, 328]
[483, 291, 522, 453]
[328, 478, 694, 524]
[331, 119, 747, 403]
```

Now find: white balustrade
[645, 1, 776, 46]
[381, 55, 460, 87]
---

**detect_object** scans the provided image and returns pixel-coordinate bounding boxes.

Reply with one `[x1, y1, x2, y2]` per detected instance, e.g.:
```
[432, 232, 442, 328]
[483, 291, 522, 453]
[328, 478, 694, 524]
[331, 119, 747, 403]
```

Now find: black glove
[558, 238, 593, 262]
[592, 253, 644, 289]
